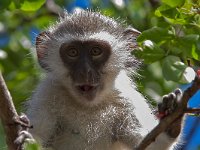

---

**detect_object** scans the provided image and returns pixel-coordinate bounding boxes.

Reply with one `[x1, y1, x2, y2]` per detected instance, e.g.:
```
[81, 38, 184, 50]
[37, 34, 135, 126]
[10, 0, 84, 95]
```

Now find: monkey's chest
[52, 110, 115, 150]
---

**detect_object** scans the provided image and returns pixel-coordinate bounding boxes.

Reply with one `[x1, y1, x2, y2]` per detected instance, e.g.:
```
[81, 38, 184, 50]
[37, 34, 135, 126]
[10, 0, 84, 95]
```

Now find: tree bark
[0, 72, 20, 150]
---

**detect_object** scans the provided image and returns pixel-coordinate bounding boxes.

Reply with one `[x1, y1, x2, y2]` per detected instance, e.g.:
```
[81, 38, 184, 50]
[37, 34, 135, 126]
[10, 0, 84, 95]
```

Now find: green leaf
[162, 0, 185, 7]
[133, 41, 165, 63]
[162, 55, 187, 82]
[25, 142, 40, 150]
[170, 47, 182, 55]
[0, 0, 11, 10]
[155, 5, 179, 18]
[137, 27, 173, 43]
[180, 34, 199, 43]
[177, 34, 200, 59]
[33, 15, 56, 28]
[165, 18, 186, 25]
[155, 4, 171, 17]
[191, 47, 200, 60]
[19, 0, 45, 11]
[155, 3, 189, 25]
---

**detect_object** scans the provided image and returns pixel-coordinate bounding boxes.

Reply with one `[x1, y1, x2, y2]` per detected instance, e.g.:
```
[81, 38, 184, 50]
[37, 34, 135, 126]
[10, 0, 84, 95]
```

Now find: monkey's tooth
[78, 85, 94, 92]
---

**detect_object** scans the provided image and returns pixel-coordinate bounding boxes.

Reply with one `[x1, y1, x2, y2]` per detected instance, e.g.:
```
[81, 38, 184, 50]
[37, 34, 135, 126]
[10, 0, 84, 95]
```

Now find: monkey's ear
[123, 28, 141, 49]
[35, 31, 51, 70]
[36, 31, 51, 59]
[123, 28, 141, 37]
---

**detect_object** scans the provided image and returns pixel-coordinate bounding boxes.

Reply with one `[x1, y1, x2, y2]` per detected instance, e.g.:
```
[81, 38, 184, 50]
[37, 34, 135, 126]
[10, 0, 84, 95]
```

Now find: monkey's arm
[113, 119, 178, 150]
[27, 101, 56, 147]
[145, 133, 176, 150]
[146, 118, 182, 150]
[26, 79, 58, 147]
[113, 85, 183, 150]
[114, 112, 182, 150]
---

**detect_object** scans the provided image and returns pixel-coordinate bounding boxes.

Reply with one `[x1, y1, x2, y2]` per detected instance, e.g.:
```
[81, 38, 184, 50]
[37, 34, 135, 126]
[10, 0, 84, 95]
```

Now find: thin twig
[136, 76, 200, 150]
[46, 0, 65, 17]
[0, 72, 21, 150]
[185, 108, 200, 114]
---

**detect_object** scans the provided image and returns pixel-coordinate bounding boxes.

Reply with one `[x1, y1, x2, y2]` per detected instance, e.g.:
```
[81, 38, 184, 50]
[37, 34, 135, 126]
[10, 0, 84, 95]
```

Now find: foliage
[134, 0, 200, 83]
[0, 0, 45, 11]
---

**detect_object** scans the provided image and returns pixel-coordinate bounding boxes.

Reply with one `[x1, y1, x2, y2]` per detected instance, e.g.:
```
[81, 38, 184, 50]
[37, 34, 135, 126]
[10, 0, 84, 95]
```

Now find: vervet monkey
[26, 10, 183, 150]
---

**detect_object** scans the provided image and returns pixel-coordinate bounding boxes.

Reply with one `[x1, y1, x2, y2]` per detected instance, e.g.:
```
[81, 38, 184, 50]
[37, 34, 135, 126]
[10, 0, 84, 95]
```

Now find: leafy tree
[0, 0, 199, 149]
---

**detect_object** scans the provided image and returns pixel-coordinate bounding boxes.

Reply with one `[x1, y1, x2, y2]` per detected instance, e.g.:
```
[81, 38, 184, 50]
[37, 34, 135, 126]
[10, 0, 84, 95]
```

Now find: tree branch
[185, 108, 200, 114]
[0, 72, 21, 150]
[135, 76, 200, 150]
[46, 0, 65, 17]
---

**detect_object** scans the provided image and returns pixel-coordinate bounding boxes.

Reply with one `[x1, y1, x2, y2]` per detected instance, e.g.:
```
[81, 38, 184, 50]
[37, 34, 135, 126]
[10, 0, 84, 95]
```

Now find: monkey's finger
[14, 131, 35, 145]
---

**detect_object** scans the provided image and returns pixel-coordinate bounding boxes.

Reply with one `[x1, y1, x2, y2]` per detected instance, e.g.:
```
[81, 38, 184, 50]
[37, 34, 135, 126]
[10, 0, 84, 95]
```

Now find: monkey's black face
[60, 40, 111, 101]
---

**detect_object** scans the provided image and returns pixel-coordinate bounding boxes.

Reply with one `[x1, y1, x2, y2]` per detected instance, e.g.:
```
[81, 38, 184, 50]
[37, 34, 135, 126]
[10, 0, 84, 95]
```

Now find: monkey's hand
[156, 89, 183, 138]
[14, 114, 35, 147]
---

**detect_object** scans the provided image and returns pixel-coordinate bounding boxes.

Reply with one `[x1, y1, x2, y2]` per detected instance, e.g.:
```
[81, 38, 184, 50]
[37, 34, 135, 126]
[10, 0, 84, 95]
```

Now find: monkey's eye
[67, 48, 79, 57]
[90, 47, 102, 57]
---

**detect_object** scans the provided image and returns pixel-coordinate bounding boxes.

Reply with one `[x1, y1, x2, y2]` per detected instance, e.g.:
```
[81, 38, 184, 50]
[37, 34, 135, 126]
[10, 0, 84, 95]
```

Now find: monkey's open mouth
[77, 85, 97, 92]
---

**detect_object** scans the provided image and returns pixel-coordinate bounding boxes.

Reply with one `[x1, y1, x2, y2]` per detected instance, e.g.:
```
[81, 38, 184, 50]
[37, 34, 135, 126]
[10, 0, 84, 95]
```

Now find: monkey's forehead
[49, 10, 125, 37]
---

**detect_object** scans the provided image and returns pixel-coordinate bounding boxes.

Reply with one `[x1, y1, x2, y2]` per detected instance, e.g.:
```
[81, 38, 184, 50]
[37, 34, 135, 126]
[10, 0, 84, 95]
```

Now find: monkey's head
[35, 11, 140, 106]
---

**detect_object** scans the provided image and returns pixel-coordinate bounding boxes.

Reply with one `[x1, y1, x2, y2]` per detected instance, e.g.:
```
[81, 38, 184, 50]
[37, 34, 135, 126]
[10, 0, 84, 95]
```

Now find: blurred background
[0, 0, 200, 149]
